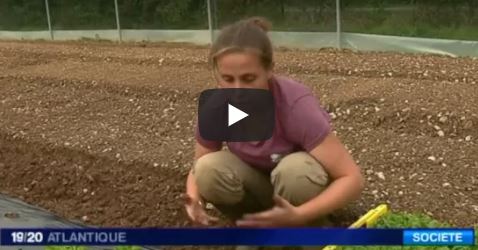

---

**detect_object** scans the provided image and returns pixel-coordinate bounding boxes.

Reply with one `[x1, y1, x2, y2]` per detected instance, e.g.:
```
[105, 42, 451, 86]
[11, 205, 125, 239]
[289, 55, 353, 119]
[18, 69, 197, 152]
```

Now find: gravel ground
[0, 40, 477, 231]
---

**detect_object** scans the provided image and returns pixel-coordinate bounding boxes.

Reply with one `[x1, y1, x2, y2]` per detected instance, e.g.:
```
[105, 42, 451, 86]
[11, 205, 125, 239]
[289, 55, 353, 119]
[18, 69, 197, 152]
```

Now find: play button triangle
[228, 104, 249, 127]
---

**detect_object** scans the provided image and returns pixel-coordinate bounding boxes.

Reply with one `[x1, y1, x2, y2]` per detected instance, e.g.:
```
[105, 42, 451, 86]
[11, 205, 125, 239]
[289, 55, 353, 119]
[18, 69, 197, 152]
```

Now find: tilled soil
[0, 40, 477, 232]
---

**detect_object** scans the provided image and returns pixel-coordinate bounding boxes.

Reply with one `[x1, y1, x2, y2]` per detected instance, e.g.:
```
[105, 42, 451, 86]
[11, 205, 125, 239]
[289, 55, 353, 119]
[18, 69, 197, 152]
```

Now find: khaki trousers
[193, 151, 331, 226]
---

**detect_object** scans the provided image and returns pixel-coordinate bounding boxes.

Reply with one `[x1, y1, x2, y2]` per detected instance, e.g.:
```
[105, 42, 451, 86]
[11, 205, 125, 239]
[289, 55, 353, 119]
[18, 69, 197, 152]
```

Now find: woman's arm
[184, 142, 222, 225]
[296, 132, 365, 222]
[186, 142, 220, 202]
[236, 132, 364, 227]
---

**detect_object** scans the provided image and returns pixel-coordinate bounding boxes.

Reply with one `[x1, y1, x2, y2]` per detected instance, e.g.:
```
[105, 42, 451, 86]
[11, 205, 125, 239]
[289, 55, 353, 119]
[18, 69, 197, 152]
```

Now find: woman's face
[214, 51, 272, 90]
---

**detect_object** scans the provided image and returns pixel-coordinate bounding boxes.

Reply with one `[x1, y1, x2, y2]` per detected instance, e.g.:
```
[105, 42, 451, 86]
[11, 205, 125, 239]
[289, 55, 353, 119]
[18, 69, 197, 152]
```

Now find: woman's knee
[271, 152, 329, 206]
[193, 151, 244, 205]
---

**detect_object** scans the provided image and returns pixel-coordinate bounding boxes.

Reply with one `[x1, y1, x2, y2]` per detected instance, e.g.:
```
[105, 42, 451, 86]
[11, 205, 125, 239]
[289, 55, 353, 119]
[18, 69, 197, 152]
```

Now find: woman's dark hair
[209, 16, 273, 70]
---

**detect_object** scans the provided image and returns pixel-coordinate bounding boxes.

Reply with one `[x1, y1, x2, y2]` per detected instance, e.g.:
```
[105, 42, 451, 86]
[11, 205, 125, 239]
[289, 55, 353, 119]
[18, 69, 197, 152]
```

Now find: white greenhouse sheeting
[0, 194, 158, 250]
[0, 29, 477, 58]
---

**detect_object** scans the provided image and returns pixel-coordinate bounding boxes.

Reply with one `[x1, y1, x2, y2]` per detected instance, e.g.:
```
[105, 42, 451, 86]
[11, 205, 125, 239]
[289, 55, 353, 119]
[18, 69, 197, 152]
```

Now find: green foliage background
[0, 0, 477, 39]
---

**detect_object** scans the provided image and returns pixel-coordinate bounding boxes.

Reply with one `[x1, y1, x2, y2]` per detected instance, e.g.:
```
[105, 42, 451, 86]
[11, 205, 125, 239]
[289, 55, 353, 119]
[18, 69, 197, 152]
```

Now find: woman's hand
[183, 194, 219, 226]
[236, 195, 307, 227]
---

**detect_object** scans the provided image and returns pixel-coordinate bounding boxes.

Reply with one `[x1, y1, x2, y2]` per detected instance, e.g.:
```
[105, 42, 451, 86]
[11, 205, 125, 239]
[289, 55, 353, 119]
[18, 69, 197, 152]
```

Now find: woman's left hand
[236, 195, 307, 227]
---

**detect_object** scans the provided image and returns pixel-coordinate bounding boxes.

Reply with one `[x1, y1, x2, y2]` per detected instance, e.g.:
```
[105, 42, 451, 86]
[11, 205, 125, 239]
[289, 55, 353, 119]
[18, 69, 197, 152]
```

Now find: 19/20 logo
[11, 231, 43, 243]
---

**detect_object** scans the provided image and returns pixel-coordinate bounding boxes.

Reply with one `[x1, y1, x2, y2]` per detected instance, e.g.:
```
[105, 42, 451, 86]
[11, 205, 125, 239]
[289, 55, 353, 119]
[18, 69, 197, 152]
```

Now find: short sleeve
[284, 94, 332, 152]
[194, 124, 222, 150]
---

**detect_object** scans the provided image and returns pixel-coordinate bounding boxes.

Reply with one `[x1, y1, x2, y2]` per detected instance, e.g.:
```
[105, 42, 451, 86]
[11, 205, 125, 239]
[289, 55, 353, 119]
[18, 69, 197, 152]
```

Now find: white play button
[228, 104, 249, 127]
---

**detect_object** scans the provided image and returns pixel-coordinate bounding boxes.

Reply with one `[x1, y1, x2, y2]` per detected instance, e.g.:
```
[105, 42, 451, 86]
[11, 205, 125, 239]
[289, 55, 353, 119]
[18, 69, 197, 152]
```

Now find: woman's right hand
[183, 194, 219, 226]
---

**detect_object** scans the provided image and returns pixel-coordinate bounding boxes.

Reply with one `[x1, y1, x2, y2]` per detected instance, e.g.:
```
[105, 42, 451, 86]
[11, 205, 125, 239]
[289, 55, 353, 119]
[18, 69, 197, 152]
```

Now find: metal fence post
[336, 0, 342, 49]
[114, 0, 122, 42]
[44, 0, 53, 40]
[207, 0, 214, 44]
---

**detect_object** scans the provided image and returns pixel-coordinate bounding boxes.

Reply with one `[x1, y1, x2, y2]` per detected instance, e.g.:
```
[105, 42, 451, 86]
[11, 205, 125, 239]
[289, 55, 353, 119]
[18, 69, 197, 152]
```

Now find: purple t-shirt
[195, 75, 331, 171]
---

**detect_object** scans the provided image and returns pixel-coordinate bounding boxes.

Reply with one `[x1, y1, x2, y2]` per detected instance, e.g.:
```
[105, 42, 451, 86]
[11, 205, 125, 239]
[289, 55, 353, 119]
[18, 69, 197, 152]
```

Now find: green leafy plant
[337, 212, 477, 250]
